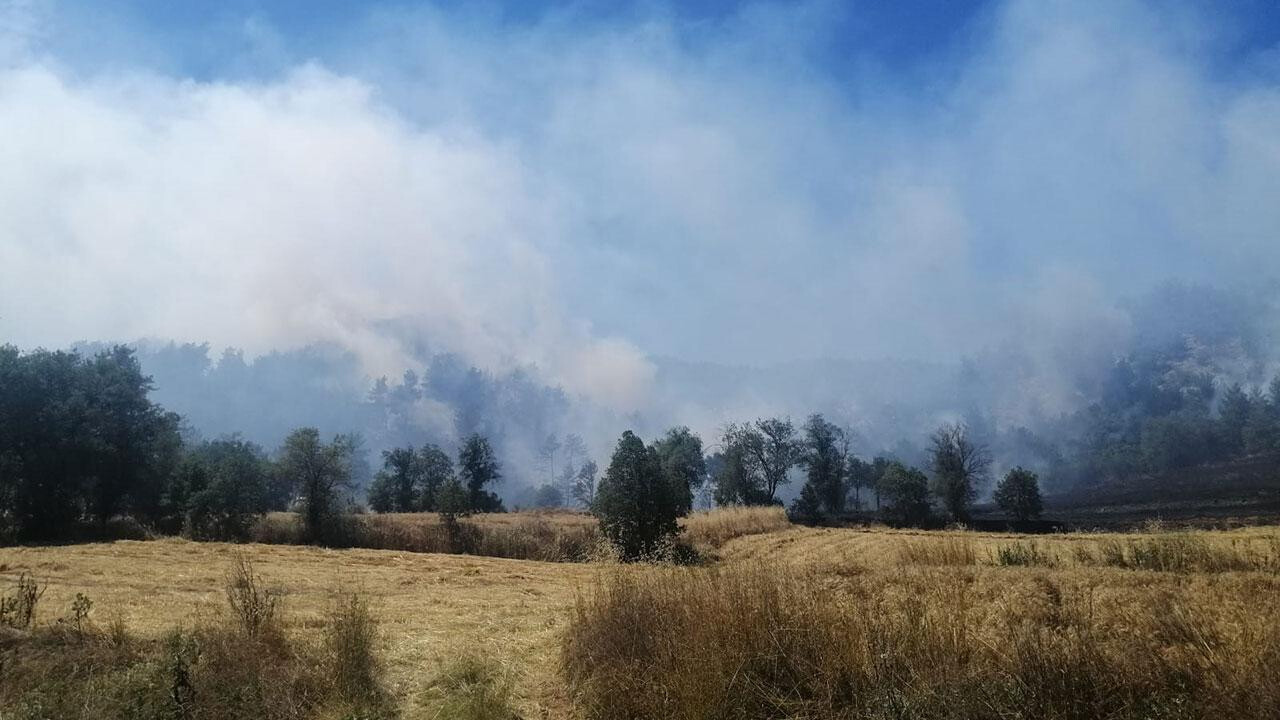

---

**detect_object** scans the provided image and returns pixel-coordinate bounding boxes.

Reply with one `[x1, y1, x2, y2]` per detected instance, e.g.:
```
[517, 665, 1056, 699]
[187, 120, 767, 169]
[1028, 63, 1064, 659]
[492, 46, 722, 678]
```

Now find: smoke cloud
[1, 0, 1278, 444]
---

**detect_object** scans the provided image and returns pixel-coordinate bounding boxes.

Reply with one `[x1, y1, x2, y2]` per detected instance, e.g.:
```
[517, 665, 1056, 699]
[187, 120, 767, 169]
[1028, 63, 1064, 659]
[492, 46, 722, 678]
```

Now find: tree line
[15, 341, 1280, 556]
[544, 417, 1044, 560]
[0, 345, 505, 543]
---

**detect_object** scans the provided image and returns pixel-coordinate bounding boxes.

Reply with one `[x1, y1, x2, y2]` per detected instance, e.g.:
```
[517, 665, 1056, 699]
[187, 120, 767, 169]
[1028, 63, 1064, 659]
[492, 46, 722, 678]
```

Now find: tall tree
[795, 414, 847, 516]
[559, 433, 588, 497]
[417, 444, 454, 511]
[277, 428, 356, 544]
[594, 431, 686, 560]
[712, 424, 768, 506]
[651, 426, 706, 514]
[458, 433, 504, 512]
[369, 447, 422, 513]
[743, 418, 803, 503]
[571, 459, 598, 509]
[928, 423, 990, 523]
[537, 433, 561, 484]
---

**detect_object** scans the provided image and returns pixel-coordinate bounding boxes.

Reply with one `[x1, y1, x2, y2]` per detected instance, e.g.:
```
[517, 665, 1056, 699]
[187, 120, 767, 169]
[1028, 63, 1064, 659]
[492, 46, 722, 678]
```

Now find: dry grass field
[4, 508, 1280, 718]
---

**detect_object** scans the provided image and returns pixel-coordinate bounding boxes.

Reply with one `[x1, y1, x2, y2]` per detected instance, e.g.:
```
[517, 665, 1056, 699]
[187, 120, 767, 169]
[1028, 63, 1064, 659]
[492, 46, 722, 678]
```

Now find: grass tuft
[423, 651, 520, 720]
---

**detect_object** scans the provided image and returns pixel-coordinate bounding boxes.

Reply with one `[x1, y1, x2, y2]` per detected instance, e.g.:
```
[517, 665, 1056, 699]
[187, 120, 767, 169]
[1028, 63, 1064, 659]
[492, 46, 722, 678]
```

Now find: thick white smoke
[1, 0, 1278, 430]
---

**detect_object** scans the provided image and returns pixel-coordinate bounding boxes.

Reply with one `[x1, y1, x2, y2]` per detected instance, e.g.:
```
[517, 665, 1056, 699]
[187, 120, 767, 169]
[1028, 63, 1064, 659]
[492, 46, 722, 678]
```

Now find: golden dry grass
[0, 539, 596, 718]
[678, 505, 791, 553]
[718, 523, 1280, 572]
[564, 561, 1280, 719]
[5, 512, 1280, 719]
[251, 509, 603, 561]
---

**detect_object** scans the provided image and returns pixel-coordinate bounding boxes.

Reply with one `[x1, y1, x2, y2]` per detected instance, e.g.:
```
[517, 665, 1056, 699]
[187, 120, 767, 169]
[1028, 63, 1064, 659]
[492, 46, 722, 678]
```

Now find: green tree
[742, 418, 802, 503]
[417, 444, 454, 511]
[368, 447, 421, 513]
[183, 437, 272, 540]
[458, 434, 503, 512]
[993, 467, 1043, 522]
[711, 426, 769, 506]
[795, 414, 847, 516]
[929, 423, 989, 522]
[651, 426, 706, 514]
[0, 345, 181, 539]
[594, 431, 686, 560]
[880, 461, 932, 527]
[277, 428, 356, 544]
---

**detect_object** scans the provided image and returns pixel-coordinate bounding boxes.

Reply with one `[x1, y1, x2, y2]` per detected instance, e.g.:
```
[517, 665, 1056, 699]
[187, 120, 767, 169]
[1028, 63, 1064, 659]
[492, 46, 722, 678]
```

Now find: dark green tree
[458, 434, 503, 512]
[879, 461, 932, 527]
[795, 414, 847, 516]
[277, 428, 356, 544]
[594, 431, 686, 560]
[182, 437, 272, 540]
[993, 467, 1044, 522]
[741, 418, 802, 503]
[0, 345, 181, 539]
[368, 447, 421, 513]
[417, 444, 454, 511]
[651, 426, 706, 514]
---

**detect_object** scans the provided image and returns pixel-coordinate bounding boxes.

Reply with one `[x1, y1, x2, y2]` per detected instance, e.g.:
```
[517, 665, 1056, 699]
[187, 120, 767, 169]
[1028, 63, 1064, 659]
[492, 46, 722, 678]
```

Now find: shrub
[423, 651, 519, 720]
[324, 592, 389, 710]
[0, 573, 44, 629]
[225, 554, 279, 639]
[994, 541, 1057, 567]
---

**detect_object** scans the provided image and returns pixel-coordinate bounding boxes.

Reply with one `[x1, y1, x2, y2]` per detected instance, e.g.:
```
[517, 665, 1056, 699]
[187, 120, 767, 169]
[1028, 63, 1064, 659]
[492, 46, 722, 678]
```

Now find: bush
[0, 573, 44, 629]
[224, 554, 279, 639]
[324, 592, 390, 711]
[994, 541, 1058, 567]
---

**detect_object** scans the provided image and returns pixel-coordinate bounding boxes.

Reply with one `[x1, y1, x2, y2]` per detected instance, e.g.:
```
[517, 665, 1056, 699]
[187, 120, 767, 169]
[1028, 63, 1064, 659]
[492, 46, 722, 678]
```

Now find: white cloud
[1, 0, 1278, 422]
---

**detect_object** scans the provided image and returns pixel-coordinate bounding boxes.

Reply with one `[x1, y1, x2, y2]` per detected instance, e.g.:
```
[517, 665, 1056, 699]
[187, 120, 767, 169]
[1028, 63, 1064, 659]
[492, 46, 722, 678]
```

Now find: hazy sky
[2, 0, 1278, 411]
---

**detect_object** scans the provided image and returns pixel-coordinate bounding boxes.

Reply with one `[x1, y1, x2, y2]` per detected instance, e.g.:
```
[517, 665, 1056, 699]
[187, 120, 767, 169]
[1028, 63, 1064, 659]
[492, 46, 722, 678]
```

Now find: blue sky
[40, 0, 1280, 80]
[2, 0, 1280, 412]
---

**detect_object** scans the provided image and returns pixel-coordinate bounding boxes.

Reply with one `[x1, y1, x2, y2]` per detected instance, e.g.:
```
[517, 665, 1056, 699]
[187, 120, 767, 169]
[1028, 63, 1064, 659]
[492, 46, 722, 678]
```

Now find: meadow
[3, 509, 1279, 719]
